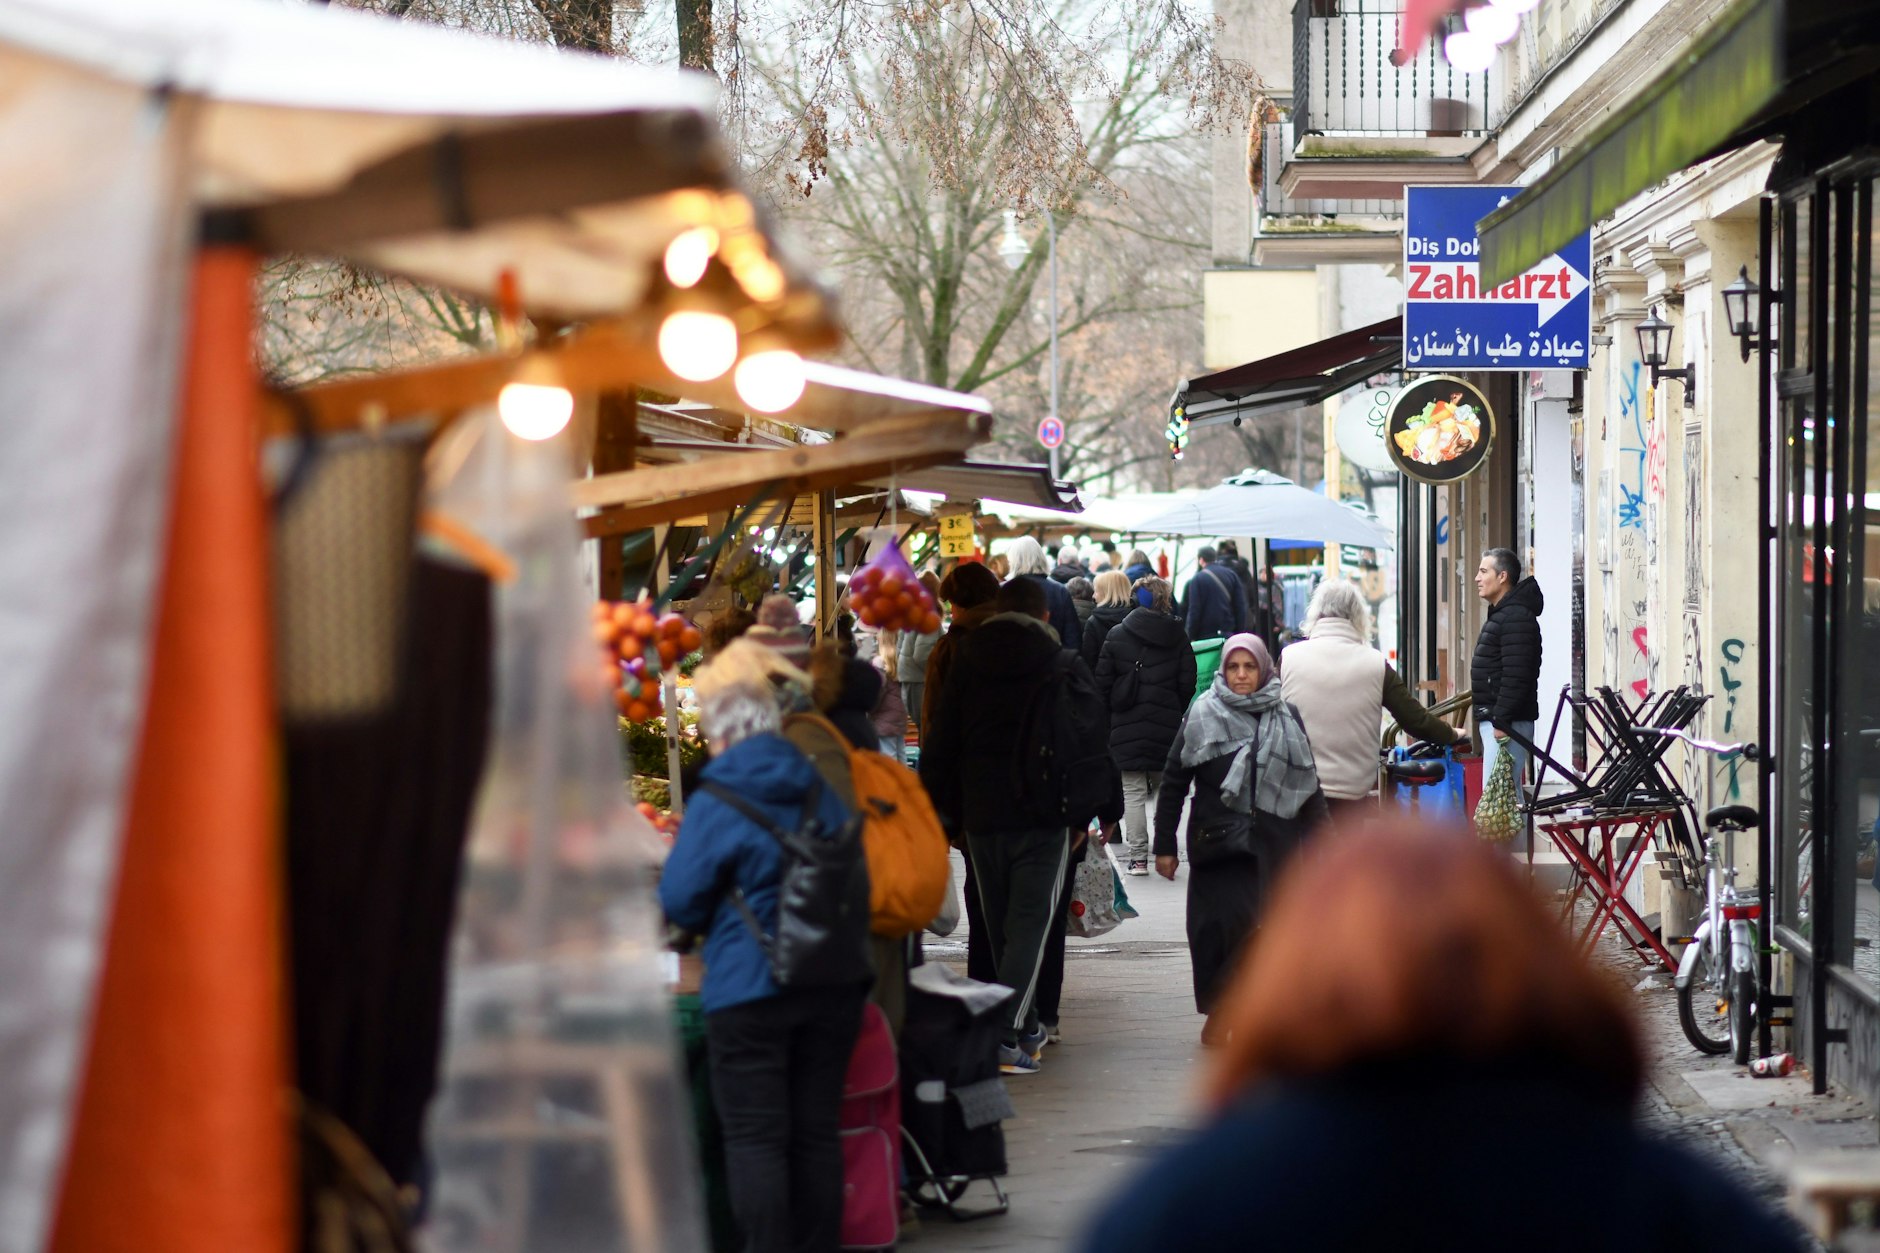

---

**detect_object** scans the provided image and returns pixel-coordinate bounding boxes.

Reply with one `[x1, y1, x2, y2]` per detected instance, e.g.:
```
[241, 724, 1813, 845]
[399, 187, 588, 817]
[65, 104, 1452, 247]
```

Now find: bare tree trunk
[677, 0, 714, 71]
[530, 0, 614, 52]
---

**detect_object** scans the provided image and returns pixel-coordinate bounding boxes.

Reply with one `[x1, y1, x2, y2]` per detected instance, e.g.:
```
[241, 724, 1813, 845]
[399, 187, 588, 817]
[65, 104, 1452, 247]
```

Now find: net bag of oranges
[592, 598, 702, 723]
[848, 542, 940, 635]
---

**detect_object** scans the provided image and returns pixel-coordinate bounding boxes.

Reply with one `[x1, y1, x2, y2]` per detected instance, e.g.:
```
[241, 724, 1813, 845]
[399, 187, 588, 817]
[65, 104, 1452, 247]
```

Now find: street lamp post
[999, 208, 1061, 480]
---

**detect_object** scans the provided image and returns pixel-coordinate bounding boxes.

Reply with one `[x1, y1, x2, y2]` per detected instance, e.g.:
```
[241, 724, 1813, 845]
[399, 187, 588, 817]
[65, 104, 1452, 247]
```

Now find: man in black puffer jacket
[922, 577, 1105, 1074]
[1095, 578, 1197, 874]
[1470, 547, 1544, 783]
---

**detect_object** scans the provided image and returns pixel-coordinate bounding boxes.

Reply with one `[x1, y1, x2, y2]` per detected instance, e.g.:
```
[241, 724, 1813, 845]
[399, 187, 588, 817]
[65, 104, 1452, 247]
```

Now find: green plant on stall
[620, 708, 708, 780]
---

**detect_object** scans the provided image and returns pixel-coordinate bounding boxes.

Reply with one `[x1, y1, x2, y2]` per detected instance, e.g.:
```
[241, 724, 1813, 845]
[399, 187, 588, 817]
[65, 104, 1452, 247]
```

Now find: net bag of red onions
[847, 542, 941, 634]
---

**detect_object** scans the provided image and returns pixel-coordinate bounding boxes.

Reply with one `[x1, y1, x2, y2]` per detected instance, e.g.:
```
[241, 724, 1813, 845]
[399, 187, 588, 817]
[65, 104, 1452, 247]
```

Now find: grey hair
[1304, 578, 1372, 641]
[1006, 535, 1051, 578]
[699, 683, 782, 751]
[1484, 547, 1522, 581]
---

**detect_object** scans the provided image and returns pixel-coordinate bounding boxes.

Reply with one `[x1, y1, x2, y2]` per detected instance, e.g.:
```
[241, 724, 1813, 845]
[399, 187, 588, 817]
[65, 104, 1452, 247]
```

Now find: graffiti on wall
[1681, 612, 1706, 804]
[1617, 360, 1647, 529]
[1715, 637, 1748, 800]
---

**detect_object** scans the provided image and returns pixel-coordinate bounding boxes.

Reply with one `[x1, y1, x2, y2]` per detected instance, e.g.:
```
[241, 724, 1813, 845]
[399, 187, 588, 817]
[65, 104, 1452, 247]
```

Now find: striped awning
[1477, 0, 1785, 288]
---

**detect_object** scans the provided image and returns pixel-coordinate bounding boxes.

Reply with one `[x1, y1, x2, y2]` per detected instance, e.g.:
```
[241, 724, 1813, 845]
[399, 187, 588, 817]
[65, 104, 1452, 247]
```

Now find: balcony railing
[1258, 121, 1403, 221]
[1292, 0, 1497, 138]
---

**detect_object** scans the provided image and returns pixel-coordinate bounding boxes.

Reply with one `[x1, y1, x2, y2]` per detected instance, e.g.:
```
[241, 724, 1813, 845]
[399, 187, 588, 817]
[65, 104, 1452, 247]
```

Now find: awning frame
[1174, 316, 1403, 430]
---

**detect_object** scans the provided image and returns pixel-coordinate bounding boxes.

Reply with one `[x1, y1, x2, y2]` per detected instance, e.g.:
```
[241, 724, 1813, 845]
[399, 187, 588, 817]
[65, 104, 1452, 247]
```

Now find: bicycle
[1642, 727, 1763, 1062]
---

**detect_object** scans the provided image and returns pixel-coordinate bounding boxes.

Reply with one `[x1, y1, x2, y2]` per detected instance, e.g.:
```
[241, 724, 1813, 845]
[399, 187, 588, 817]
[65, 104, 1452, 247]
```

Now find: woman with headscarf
[1155, 632, 1328, 1045]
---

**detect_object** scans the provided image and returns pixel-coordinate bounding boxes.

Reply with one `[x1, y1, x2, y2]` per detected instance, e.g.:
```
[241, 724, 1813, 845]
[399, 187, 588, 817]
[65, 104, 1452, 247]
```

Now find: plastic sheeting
[421, 412, 705, 1252]
[0, 55, 190, 1253]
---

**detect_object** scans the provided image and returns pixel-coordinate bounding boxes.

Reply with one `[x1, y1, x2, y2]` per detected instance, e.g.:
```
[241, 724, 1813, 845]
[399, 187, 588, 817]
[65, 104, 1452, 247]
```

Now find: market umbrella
[1132, 469, 1394, 550]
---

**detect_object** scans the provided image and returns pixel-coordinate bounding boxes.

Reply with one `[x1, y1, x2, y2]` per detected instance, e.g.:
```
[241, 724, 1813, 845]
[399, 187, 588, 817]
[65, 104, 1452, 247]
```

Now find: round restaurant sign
[1385, 375, 1495, 484]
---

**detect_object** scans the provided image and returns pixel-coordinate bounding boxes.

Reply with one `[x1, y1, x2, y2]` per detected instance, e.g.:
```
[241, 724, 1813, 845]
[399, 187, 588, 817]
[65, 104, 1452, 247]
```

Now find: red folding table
[1535, 807, 1681, 972]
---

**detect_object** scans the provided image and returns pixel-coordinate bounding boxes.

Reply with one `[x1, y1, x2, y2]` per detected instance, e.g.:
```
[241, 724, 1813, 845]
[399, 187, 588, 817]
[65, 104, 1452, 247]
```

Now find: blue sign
[1404, 185, 1591, 372]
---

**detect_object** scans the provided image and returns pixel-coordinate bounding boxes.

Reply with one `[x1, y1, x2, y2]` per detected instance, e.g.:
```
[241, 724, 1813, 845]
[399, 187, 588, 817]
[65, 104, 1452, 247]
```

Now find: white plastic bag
[1066, 851, 1124, 938]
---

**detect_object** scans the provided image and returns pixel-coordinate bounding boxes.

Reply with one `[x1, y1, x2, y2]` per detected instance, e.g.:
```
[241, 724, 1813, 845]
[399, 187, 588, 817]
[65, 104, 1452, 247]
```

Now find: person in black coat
[1082, 828, 1809, 1253]
[1079, 570, 1134, 671]
[1183, 546, 1248, 642]
[1095, 576, 1195, 874]
[1155, 634, 1327, 1042]
[923, 576, 1102, 1069]
[1470, 547, 1544, 782]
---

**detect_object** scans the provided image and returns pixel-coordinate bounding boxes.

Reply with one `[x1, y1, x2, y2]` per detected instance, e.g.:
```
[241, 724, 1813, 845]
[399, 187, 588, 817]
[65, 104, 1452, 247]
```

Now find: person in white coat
[1279, 580, 1468, 825]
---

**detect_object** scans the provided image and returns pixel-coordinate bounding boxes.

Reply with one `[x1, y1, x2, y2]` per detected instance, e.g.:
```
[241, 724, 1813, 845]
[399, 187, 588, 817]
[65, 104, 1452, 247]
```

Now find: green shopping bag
[1474, 746, 1520, 844]
[1192, 637, 1224, 698]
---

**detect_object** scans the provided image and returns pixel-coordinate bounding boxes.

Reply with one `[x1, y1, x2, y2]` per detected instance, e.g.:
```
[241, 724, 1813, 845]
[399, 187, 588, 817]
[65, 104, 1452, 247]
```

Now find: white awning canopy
[0, 0, 827, 327]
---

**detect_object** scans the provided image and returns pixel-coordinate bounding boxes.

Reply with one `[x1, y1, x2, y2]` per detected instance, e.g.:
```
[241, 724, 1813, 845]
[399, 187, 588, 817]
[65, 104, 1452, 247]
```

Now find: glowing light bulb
[734, 350, 808, 413]
[1466, 4, 1520, 44]
[663, 226, 720, 288]
[658, 310, 739, 382]
[1444, 28, 1496, 72]
[498, 382, 573, 441]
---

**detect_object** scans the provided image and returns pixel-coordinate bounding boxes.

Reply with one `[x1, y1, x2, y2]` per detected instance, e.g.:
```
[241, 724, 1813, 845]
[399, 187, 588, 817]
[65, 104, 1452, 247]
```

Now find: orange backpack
[785, 713, 951, 937]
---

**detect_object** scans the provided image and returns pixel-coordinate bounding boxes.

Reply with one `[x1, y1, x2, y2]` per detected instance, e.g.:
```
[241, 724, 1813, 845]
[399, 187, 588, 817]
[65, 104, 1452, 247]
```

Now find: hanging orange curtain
[50, 243, 293, 1250]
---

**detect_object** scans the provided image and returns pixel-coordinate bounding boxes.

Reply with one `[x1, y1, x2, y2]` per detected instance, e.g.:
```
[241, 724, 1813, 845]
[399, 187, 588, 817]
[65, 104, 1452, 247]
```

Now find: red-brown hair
[1204, 824, 1643, 1111]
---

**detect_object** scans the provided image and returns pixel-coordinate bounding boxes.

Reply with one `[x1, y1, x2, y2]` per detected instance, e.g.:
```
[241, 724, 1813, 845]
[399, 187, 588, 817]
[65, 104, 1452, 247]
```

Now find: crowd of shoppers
[660, 540, 1472, 1236]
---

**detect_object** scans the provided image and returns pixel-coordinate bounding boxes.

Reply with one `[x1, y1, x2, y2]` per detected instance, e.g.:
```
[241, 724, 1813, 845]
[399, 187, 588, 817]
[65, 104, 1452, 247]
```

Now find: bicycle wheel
[1677, 942, 1732, 1055]
[1730, 969, 1755, 1066]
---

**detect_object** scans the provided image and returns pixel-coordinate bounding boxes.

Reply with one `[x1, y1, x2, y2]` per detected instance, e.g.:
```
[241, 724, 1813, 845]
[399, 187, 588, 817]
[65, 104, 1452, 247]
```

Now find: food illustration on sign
[1392, 391, 1482, 466]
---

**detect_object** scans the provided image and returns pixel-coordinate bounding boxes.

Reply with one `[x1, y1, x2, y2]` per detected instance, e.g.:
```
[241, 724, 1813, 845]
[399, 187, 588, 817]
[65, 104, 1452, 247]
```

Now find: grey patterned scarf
[1179, 672, 1320, 820]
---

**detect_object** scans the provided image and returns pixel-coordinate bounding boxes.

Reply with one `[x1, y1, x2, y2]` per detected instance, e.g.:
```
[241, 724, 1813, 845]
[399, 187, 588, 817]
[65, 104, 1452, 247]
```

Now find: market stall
[0, 3, 995, 1252]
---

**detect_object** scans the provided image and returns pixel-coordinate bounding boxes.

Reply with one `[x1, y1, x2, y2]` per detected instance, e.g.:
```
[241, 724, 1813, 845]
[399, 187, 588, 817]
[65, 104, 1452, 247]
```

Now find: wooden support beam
[576, 411, 990, 537]
[267, 325, 975, 442]
[590, 389, 639, 599]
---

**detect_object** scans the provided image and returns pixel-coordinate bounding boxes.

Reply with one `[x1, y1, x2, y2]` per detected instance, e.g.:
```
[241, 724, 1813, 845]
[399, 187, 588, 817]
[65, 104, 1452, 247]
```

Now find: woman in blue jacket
[658, 640, 868, 1253]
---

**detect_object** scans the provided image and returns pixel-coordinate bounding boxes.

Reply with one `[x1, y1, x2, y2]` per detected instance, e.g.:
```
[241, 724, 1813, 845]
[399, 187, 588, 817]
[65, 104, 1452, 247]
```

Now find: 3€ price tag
[939, 513, 974, 538]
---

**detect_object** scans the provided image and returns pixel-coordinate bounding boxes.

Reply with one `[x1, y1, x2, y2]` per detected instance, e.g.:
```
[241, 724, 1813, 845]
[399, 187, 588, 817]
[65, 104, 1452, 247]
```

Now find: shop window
[1778, 382, 1819, 934]
[1838, 179, 1880, 984]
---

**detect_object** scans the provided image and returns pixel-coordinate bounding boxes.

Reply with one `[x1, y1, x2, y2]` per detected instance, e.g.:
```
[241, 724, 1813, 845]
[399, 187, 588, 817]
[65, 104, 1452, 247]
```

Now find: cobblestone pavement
[1590, 911, 1871, 1250]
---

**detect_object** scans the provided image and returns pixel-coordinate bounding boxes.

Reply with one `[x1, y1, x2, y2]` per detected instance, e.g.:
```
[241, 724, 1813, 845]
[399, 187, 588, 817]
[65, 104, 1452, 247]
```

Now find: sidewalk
[1597, 922, 1872, 1250]
[915, 849, 1202, 1251]
[915, 848, 1872, 1251]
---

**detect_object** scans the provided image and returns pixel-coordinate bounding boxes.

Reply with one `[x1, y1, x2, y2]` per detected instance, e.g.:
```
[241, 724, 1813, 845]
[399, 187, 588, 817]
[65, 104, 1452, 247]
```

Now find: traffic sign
[1404, 186, 1591, 372]
[1036, 415, 1064, 449]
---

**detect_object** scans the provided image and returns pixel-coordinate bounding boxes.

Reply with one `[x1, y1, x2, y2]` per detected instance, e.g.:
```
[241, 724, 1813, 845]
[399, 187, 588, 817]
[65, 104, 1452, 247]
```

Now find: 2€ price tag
[939, 533, 975, 558]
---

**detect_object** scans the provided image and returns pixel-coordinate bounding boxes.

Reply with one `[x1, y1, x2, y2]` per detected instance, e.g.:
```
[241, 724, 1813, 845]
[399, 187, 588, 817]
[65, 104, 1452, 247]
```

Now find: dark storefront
[1764, 95, 1880, 1093]
[1477, 0, 1880, 1096]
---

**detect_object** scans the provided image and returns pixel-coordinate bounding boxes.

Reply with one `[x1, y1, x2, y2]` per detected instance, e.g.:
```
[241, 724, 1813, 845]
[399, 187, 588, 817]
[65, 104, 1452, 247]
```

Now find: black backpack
[703, 780, 873, 990]
[1011, 653, 1113, 829]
